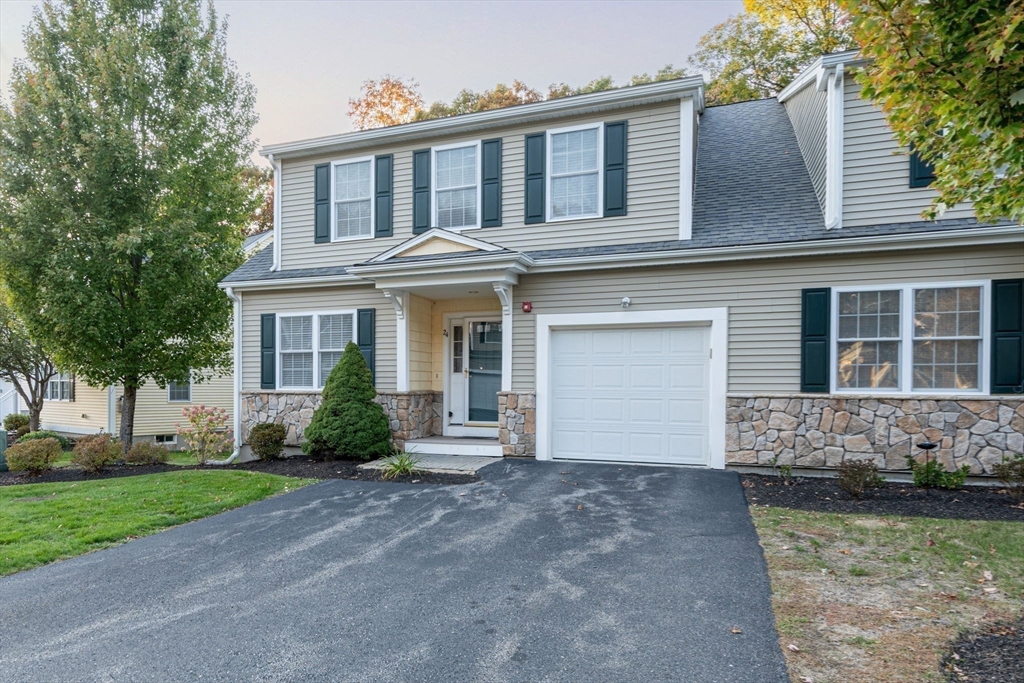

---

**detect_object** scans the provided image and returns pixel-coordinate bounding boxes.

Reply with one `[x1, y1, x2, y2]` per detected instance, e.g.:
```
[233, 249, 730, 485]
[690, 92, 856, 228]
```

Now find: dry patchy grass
[751, 506, 1024, 683]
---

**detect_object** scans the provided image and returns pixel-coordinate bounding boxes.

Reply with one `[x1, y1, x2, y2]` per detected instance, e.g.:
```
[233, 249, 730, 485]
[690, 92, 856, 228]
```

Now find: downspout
[212, 286, 243, 464]
[269, 153, 282, 272]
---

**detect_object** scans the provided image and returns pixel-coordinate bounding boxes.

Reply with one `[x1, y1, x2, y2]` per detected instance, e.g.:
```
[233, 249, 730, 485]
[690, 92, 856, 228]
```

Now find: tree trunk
[28, 403, 41, 432]
[119, 384, 138, 452]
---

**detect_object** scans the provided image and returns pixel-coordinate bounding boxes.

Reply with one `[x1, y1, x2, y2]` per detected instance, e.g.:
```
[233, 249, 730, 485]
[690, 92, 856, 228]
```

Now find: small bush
[994, 454, 1024, 502]
[906, 455, 970, 489]
[378, 452, 423, 480]
[3, 413, 29, 432]
[15, 424, 30, 438]
[71, 434, 123, 473]
[177, 404, 233, 464]
[836, 459, 885, 499]
[6, 437, 62, 475]
[249, 423, 287, 461]
[17, 430, 70, 450]
[770, 456, 795, 485]
[125, 441, 170, 465]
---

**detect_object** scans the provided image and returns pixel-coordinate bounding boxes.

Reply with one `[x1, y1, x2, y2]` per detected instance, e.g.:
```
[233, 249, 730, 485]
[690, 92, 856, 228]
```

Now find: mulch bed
[0, 455, 477, 487]
[942, 620, 1024, 682]
[741, 473, 1024, 521]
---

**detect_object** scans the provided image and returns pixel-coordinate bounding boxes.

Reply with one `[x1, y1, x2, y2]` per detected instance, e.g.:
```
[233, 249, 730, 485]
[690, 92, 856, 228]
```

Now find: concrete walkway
[359, 452, 502, 473]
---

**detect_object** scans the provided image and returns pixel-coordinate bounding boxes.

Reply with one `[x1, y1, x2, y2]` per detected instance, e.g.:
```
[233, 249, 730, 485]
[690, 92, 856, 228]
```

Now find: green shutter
[260, 314, 276, 389]
[604, 121, 627, 216]
[909, 145, 936, 188]
[524, 132, 546, 224]
[357, 308, 376, 384]
[374, 155, 393, 237]
[481, 138, 502, 227]
[314, 163, 330, 243]
[801, 288, 831, 393]
[412, 150, 431, 233]
[992, 278, 1024, 394]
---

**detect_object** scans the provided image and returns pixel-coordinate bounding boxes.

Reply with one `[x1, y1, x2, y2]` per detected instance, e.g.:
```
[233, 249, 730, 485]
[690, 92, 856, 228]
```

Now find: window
[433, 142, 479, 229]
[168, 378, 191, 402]
[279, 312, 356, 389]
[44, 372, 72, 401]
[547, 124, 602, 220]
[332, 157, 373, 240]
[833, 282, 987, 393]
[155, 434, 177, 445]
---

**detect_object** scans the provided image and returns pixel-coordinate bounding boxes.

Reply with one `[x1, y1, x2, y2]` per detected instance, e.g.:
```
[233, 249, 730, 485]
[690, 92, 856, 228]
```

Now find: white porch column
[383, 289, 410, 392]
[493, 283, 513, 392]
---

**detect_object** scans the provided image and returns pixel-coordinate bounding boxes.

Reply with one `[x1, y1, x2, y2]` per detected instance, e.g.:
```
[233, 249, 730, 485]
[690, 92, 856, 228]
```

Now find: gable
[396, 237, 479, 258]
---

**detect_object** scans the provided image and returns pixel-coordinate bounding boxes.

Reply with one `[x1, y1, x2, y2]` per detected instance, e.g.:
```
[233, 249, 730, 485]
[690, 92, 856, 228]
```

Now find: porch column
[493, 283, 513, 392]
[383, 289, 410, 391]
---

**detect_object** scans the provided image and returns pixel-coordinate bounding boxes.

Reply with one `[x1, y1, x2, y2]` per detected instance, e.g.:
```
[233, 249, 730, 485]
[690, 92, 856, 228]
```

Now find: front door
[447, 317, 502, 437]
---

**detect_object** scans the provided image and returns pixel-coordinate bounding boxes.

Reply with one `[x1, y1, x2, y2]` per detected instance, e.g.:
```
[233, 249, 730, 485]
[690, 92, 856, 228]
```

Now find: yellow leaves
[347, 76, 424, 131]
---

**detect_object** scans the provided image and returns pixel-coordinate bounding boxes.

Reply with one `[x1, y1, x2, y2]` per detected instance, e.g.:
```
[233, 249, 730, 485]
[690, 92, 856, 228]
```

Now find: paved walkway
[0, 460, 788, 682]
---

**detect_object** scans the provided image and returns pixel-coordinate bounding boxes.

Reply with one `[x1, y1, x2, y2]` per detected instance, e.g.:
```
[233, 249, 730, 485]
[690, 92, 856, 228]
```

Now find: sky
[0, 0, 743, 165]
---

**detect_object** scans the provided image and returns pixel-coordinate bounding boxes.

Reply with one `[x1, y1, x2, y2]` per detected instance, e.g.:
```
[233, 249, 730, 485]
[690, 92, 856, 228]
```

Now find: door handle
[463, 368, 469, 378]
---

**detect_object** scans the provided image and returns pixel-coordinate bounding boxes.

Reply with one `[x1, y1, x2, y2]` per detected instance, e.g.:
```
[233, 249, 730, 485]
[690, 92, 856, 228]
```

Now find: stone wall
[726, 395, 1024, 475]
[498, 392, 535, 457]
[379, 391, 442, 449]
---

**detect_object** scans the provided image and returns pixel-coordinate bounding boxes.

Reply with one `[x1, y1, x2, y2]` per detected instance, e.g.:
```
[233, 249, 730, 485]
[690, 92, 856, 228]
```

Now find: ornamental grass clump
[302, 342, 391, 460]
[177, 404, 233, 465]
[71, 434, 123, 473]
[5, 437, 61, 475]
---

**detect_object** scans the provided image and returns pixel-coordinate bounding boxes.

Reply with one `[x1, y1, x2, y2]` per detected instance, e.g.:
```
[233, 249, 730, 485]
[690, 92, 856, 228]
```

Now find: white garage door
[550, 325, 711, 465]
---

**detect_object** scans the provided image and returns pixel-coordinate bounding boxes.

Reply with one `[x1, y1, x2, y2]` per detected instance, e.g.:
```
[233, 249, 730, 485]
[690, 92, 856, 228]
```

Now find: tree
[348, 75, 425, 130]
[0, 292, 56, 432]
[240, 165, 274, 236]
[848, 0, 1024, 223]
[0, 0, 256, 450]
[416, 80, 542, 120]
[628, 64, 689, 86]
[547, 76, 617, 100]
[302, 342, 392, 459]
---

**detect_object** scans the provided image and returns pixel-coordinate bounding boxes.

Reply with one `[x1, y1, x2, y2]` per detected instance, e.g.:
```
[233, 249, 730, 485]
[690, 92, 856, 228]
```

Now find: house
[220, 50, 1023, 474]
[34, 230, 273, 446]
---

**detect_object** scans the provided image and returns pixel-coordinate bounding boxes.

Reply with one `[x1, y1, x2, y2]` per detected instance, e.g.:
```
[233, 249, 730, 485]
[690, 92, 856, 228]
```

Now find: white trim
[824, 63, 844, 230]
[276, 310, 358, 391]
[269, 155, 282, 271]
[492, 283, 514, 392]
[441, 311, 504, 438]
[431, 140, 482, 231]
[226, 287, 241, 458]
[778, 49, 861, 103]
[535, 307, 728, 469]
[244, 231, 274, 256]
[830, 280, 991, 396]
[106, 386, 116, 435]
[330, 154, 376, 243]
[383, 290, 410, 392]
[367, 228, 503, 263]
[545, 122, 604, 223]
[679, 97, 694, 240]
[167, 378, 192, 403]
[38, 423, 100, 436]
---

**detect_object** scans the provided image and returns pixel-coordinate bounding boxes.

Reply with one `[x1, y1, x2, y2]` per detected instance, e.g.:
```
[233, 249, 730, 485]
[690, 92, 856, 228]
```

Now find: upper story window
[168, 378, 191, 402]
[332, 157, 373, 241]
[433, 142, 480, 230]
[279, 312, 356, 389]
[44, 372, 73, 401]
[547, 123, 603, 221]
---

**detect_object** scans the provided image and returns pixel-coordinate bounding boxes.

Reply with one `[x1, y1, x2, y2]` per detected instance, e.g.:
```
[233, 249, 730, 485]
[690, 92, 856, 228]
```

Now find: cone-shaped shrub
[302, 341, 392, 459]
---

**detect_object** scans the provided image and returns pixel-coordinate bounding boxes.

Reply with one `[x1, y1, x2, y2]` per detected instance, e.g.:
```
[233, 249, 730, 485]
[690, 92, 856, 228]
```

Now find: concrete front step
[359, 453, 501, 474]
[404, 436, 503, 457]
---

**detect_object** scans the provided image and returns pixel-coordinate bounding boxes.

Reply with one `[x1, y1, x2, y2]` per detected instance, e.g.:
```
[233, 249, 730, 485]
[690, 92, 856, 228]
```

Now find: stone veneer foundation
[498, 392, 536, 457]
[726, 395, 1024, 475]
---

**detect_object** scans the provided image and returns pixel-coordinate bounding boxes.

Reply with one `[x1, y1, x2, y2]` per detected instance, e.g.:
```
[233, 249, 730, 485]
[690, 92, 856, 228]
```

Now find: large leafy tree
[416, 80, 542, 120]
[0, 291, 56, 432]
[348, 75, 425, 131]
[848, 0, 1024, 223]
[0, 0, 256, 449]
[240, 165, 274, 236]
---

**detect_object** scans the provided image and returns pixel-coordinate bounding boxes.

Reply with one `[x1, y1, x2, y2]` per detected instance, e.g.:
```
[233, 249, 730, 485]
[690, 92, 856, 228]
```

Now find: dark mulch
[942, 621, 1024, 682]
[741, 473, 1024, 521]
[0, 455, 477, 487]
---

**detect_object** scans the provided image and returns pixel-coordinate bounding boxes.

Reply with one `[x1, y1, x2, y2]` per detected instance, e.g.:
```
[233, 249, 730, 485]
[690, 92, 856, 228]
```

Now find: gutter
[209, 286, 243, 465]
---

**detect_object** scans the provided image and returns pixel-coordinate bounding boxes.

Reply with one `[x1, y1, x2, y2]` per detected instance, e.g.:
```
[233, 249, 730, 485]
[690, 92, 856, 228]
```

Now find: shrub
[125, 441, 170, 465]
[303, 342, 392, 460]
[379, 452, 423, 480]
[5, 437, 61, 474]
[15, 425, 30, 439]
[71, 434, 123, 473]
[836, 459, 886, 499]
[18, 430, 70, 450]
[3, 413, 29, 432]
[906, 455, 970, 489]
[994, 454, 1024, 502]
[177, 404, 233, 464]
[770, 456, 795, 485]
[249, 423, 287, 461]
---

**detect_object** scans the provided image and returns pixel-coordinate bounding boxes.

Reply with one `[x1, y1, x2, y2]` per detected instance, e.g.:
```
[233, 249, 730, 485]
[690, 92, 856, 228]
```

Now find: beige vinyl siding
[409, 294, 432, 391]
[511, 245, 1023, 393]
[40, 381, 109, 434]
[239, 285, 396, 392]
[843, 78, 973, 227]
[784, 84, 828, 214]
[278, 101, 681, 270]
[118, 372, 234, 439]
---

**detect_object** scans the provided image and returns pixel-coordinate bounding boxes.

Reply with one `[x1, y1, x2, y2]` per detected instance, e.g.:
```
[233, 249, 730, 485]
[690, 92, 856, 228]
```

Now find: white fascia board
[824, 63, 845, 230]
[778, 49, 864, 103]
[679, 97, 695, 240]
[217, 273, 363, 291]
[260, 79, 705, 160]
[348, 252, 534, 277]
[367, 228, 505, 263]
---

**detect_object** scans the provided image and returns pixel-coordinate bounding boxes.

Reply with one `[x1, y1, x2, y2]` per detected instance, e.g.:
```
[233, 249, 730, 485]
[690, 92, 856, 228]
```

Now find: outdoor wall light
[621, 297, 631, 308]
[521, 301, 532, 313]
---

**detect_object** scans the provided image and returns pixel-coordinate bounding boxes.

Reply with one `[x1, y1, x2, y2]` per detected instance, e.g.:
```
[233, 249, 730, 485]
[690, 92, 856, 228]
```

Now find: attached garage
[536, 308, 728, 468]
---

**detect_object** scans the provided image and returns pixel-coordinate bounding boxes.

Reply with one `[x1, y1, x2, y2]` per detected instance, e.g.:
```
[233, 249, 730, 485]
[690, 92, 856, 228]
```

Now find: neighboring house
[0, 377, 22, 425]
[36, 231, 273, 446]
[220, 50, 1023, 474]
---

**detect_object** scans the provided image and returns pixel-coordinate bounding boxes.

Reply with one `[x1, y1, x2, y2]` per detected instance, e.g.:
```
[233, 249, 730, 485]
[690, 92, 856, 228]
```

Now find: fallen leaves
[788, 643, 802, 652]
[730, 627, 743, 634]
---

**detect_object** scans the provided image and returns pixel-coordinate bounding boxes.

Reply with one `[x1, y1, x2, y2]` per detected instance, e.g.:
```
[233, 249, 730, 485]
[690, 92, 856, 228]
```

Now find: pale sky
[0, 0, 743, 165]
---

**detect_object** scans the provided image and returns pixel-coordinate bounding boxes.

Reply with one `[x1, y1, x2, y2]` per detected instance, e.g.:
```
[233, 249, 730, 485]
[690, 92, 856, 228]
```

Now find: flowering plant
[176, 404, 233, 464]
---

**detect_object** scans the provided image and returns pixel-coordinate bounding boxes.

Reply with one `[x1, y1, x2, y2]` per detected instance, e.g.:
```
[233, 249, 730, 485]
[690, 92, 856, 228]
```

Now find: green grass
[53, 449, 224, 468]
[0, 470, 314, 576]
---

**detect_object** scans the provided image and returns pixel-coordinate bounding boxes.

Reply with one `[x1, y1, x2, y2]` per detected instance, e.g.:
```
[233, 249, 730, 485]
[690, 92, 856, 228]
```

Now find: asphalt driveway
[0, 460, 787, 682]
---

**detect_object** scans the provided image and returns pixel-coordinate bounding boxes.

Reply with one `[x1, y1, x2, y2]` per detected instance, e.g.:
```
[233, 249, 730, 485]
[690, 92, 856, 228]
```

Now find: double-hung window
[433, 142, 480, 230]
[332, 157, 373, 241]
[547, 123, 602, 220]
[833, 282, 987, 393]
[44, 372, 72, 401]
[278, 312, 356, 389]
[168, 378, 191, 402]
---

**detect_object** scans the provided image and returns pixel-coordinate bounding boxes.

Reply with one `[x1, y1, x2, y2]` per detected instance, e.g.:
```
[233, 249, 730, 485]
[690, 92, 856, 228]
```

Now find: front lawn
[752, 506, 1024, 682]
[0, 470, 314, 576]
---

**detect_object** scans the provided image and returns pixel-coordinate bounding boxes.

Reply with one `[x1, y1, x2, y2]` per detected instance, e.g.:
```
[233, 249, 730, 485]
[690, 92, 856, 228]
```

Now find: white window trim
[830, 280, 991, 396]
[331, 155, 375, 243]
[545, 122, 604, 223]
[167, 378, 192, 403]
[277, 310, 358, 391]
[431, 140, 482, 232]
[45, 372, 73, 402]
